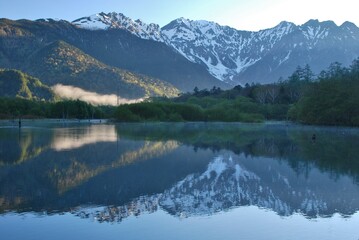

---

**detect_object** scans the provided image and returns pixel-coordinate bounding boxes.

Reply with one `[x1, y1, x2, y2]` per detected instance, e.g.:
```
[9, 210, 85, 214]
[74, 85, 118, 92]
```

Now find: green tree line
[114, 98, 267, 122]
[1, 59, 359, 126]
[114, 59, 359, 126]
[289, 60, 359, 126]
[0, 98, 111, 119]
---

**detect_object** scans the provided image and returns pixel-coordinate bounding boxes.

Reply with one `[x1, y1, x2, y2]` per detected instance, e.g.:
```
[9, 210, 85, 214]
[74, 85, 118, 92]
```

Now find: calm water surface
[0, 121, 359, 240]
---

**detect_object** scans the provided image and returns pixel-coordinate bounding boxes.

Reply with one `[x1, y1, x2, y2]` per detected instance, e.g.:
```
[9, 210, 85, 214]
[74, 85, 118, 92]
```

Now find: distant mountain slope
[162, 19, 359, 84]
[0, 18, 227, 94]
[72, 12, 164, 42]
[24, 40, 179, 98]
[77, 29, 228, 91]
[0, 69, 54, 100]
[2, 13, 359, 91]
[73, 12, 359, 85]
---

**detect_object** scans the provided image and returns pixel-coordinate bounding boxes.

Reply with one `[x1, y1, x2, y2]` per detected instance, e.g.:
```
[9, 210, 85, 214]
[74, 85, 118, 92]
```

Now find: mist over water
[52, 84, 144, 106]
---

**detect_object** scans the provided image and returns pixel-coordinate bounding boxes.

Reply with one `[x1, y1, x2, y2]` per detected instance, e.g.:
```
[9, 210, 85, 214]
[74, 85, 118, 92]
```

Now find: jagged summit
[35, 18, 62, 23]
[160, 18, 359, 84]
[38, 13, 359, 85]
[341, 21, 358, 30]
[73, 13, 359, 85]
[302, 19, 337, 28]
[72, 12, 163, 41]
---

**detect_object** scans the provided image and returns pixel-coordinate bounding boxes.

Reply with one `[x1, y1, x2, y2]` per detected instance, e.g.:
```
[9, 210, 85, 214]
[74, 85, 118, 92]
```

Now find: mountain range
[72, 12, 359, 85]
[1, 12, 359, 100]
[0, 17, 223, 100]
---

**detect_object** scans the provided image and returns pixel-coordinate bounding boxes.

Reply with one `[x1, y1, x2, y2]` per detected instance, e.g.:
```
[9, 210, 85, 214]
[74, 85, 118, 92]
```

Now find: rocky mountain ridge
[72, 12, 164, 42]
[73, 12, 359, 85]
[0, 17, 225, 98]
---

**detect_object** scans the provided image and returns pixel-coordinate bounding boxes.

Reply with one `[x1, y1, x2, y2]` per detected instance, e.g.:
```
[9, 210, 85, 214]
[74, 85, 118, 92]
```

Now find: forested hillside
[115, 59, 359, 127]
[0, 69, 54, 100]
[289, 60, 359, 126]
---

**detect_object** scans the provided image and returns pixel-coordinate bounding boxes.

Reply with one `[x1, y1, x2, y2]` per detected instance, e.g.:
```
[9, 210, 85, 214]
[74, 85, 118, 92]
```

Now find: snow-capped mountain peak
[72, 13, 109, 30]
[72, 12, 163, 42]
[71, 13, 359, 85]
[161, 18, 359, 84]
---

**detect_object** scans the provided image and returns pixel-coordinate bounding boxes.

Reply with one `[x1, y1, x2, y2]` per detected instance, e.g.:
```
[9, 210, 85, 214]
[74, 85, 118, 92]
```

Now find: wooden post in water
[117, 86, 119, 106]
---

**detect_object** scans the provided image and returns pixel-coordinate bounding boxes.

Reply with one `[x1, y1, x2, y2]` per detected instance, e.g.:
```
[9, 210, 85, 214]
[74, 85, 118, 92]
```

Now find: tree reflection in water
[0, 122, 359, 223]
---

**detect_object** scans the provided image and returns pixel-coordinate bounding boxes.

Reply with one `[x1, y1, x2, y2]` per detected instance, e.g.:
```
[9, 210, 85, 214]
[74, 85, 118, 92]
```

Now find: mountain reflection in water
[0, 122, 359, 224]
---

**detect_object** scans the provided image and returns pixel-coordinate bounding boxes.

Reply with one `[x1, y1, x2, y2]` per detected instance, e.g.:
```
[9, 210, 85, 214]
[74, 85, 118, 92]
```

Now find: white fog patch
[52, 84, 144, 106]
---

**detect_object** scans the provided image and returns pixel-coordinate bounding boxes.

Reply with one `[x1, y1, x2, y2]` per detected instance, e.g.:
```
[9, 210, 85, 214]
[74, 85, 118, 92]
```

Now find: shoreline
[0, 118, 109, 127]
[0, 119, 358, 131]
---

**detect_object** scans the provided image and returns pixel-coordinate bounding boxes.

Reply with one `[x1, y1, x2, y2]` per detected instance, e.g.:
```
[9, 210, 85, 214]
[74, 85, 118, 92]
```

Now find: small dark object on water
[18, 118, 21, 128]
[312, 134, 316, 142]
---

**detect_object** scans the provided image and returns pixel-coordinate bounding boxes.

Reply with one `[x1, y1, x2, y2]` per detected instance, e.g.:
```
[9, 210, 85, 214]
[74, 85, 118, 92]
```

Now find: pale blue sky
[0, 0, 357, 31]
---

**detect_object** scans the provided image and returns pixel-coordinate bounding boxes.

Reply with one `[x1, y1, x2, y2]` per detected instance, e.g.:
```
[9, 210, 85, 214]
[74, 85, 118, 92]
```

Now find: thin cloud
[52, 84, 144, 106]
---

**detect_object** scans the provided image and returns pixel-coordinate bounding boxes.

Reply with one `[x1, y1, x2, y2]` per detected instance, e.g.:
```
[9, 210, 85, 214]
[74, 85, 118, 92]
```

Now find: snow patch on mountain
[71, 12, 359, 85]
[279, 50, 292, 66]
[72, 12, 163, 42]
[160, 18, 301, 84]
[72, 14, 109, 30]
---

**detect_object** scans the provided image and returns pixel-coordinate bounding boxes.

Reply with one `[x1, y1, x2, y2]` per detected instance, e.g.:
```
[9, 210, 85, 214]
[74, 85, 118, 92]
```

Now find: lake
[0, 121, 359, 240]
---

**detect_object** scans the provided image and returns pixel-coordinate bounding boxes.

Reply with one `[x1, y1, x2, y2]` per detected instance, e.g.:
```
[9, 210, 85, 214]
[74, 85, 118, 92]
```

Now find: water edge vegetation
[1, 59, 359, 127]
